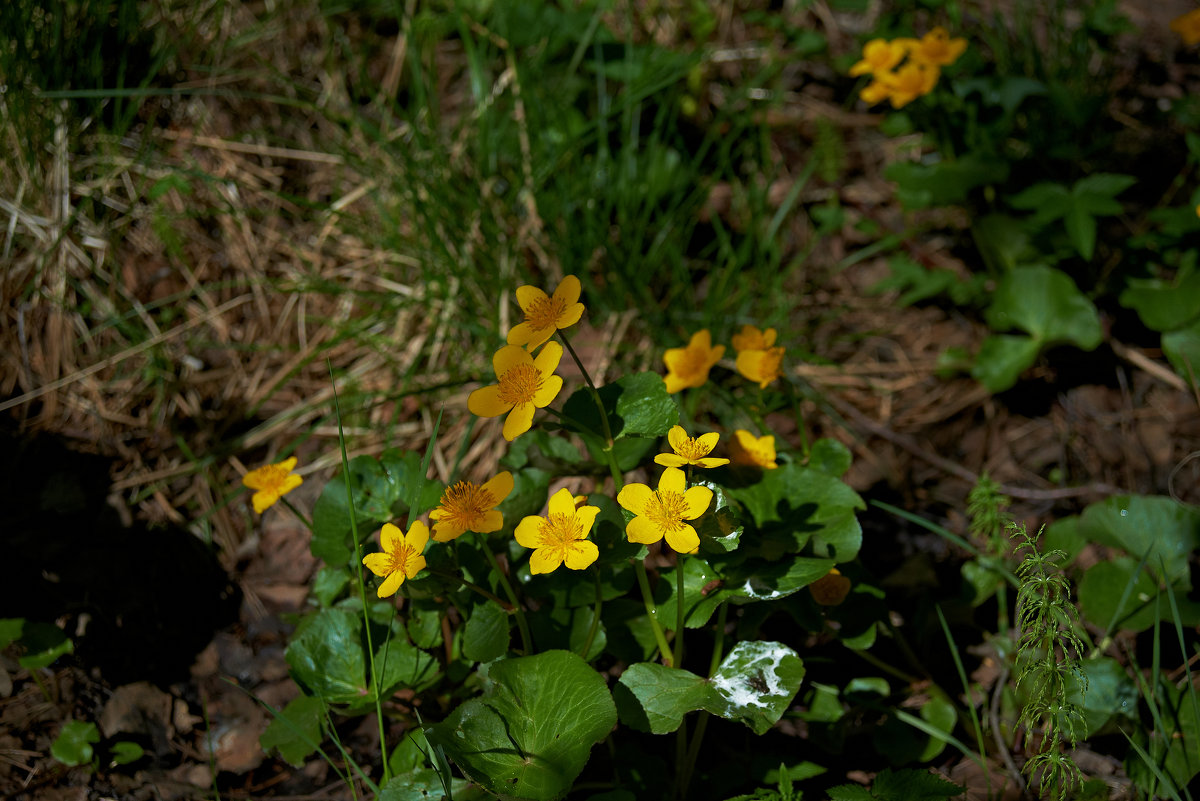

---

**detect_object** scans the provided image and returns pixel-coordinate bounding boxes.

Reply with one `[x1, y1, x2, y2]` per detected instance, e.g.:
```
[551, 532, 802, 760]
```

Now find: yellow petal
[654, 453, 688, 468]
[552, 274, 582, 306]
[658, 467, 687, 495]
[432, 519, 465, 543]
[476, 509, 504, 533]
[557, 302, 585, 329]
[469, 384, 509, 418]
[573, 505, 600, 537]
[625, 515, 663, 545]
[362, 552, 391, 577]
[380, 522, 403, 552]
[563, 540, 599, 570]
[762, 328, 777, 347]
[682, 486, 714, 519]
[515, 516, 544, 549]
[280, 473, 303, 495]
[406, 520, 429, 552]
[532, 340, 563, 374]
[695, 432, 719, 453]
[664, 524, 700, 554]
[617, 482, 654, 515]
[515, 285, 548, 315]
[506, 321, 539, 347]
[405, 554, 427, 579]
[663, 372, 690, 394]
[532, 374, 563, 408]
[483, 471, 514, 504]
[494, 344, 532, 375]
[252, 490, 278, 514]
[696, 457, 730, 468]
[529, 547, 562, 575]
[548, 487, 576, 517]
[378, 570, 404, 598]
[667, 425, 688, 452]
[502, 403, 536, 441]
[278, 456, 298, 473]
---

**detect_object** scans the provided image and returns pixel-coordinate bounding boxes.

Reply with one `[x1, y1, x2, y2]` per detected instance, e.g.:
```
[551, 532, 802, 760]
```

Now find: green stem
[673, 554, 686, 668]
[281, 497, 314, 533]
[580, 566, 604, 659]
[680, 602, 728, 797]
[558, 329, 625, 490]
[478, 536, 533, 654]
[633, 558, 674, 666]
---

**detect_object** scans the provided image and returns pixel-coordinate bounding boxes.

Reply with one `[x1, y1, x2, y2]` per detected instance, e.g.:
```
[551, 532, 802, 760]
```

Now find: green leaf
[285, 608, 368, 704]
[1073, 172, 1136, 200]
[1163, 318, 1200, 378]
[984, 266, 1102, 347]
[723, 556, 837, 604]
[51, 720, 100, 767]
[1008, 182, 1073, 225]
[886, 155, 1009, 209]
[872, 767, 964, 799]
[1063, 203, 1098, 260]
[808, 438, 852, 478]
[971, 334, 1041, 392]
[378, 769, 451, 801]
[1078, 495, 1200, 588]
[654, 555, 726, 628]
[873, 692, 957, 764]
[1119, 270, 1200, 332]
[1078, 558, 1200, 632]
[109, 741, 145, 766]
[312, 566, 350, 606]
[0, 618, 23, 650]
[711, 641, 805, 734]
[427, 650, 617, 801]
[374, 634, 440, 697]
[17, 622, 74, 670]
[614, 663, 720, 734]
[562, 372, 678, 442]
[260, 695, 326, 768]
[1126, 680, 1200, 796]
[725, 463, 864, 562]
[1066, 657, 1137, 737]
[407, 601, 445, 650]
[462, 600, 511, 663]
[972, 213, 1034, 274]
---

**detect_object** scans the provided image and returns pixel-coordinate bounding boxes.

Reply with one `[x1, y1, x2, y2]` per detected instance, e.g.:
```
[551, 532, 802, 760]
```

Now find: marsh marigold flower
[363, 521, 429, 598]
[908, 27, 967, 67]
[429, 471, 513, 542]
[655, 425, 729, 469]
[507, 275, 586, 349]
[617, 467, 713, 554]
[242, 457, 303, 514]
[1173, 9, 1200, 46]
[732, 324, 776, 352]
[663, 329, 724, 393]
[514, 487, 601, 574]
[848, 39, 906, 77]
[729, 430, 778, 470]
[883, 62, 940, 109]
[736, 346, 785, 388]
[469, 342, 564, 441]
[809, 568, 851, 606]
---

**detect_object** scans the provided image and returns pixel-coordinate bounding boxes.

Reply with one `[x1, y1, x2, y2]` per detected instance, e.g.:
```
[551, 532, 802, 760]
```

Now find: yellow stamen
[498, 363, 544, 405]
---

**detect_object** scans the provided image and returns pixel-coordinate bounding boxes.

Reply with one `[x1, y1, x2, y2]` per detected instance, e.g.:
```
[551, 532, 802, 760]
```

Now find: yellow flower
[908, 27, 967, 67]
[617, 467, 713, 554]
[883, 63, 940, 108]
[468, 342, 564, 441]
[731, 324, 777, 352]
[848, 39, 906, 77]
[507, 275, 586, 349]
[242, 457, 303, 514]
[1175, 9, 1200, 46]
[429, 471, 514, 542]
[663, 329, 725, 393]
[809, 568, 851, 606]
[860, 79, 893, 106]
[728, 430, 778, 470]
[736, 346, 784, 388]
[654, 425, 729, 469]
[362, 521, 429, 598]
[514, 487, 601, 574]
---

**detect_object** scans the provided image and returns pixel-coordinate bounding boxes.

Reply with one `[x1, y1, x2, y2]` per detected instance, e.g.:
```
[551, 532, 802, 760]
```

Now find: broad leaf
[1078, 495, 1200, 588]
[710, 641, 805, 735]
[260, 695, 326, 767]
[971, 334, 1041, 393]
[614, 663, 720, 734]
[51, 720, 99, 767]
[462, 600, 511, 663]
[285, 608, 368, 705]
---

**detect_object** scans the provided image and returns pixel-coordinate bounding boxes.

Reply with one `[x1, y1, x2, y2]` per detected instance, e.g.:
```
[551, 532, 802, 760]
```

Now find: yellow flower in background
[468, 342, 564, 441]
[884, 63, 940, 108]
[860, 80, 892, 106]
[731, 324, 776, 352]
[809, 568, 852, 606]
[242, 457, 303, 513]
[663, 329, 725, 393]
[729, 430, 778, 470]
[429, 471, 514, 542]
[848, 38, 906, 77]
[507, 275, 586, 349]
[1172, 9, 1200, 46]
[617, 467, 713, 554]
[908, 27, 967, 67]
[654, 425, 729, 469]
[514, 487, 601, 574]
[736, 346, 785, 388]
[362, 521, 429, 598]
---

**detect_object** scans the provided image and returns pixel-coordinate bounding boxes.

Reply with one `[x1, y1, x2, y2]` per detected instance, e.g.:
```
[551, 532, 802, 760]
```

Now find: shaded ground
[2, 2, 1199, 800]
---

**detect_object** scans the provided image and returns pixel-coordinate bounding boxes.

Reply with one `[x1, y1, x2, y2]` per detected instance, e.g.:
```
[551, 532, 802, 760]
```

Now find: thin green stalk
[633, 558, 674, 666]
[477, 535, 533, 655]
[580, 566, 603, 659]
[281, 497, 314, 533]
[557, 329, 625, 491]
[673, 555, 686, 668]
[329, 362, 391, 787]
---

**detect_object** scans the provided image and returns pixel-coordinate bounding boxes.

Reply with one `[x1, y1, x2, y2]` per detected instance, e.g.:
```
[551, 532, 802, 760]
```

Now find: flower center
[760, 348, 783, 378]
[540, 512, 584, 546]
[675, 436, 709, 461]
[387, 542, 418, 575]
[647, 490, 688, 533]
[440, 481, 495, 527]
[258, 464, 290, 490]
[525, 294, 568, 331]
[498, 363, 544, 405]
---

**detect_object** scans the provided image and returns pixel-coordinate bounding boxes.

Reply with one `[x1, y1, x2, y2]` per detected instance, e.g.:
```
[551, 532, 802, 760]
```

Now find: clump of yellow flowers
[850, 27, 966, 109]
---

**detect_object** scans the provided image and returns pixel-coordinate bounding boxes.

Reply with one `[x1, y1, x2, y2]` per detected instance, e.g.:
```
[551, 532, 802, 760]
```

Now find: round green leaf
[710, 641, 805, 734]
[462, 600, 511, 663]
[427, 650, 617, 801]
[1079, 495, 1200, 589]
[52, 720, 99, 767]
[285, 608, 368, 704]
[613, 663, 719, 734]
[260, 695, 326, 768]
